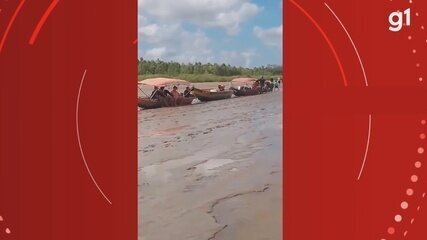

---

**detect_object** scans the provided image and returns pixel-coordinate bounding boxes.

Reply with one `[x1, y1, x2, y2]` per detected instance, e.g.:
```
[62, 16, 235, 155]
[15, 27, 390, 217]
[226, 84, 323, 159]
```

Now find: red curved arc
[289, 0, 348, 87]
[0, 0, 26, 53]
[29, 0, 60, 45]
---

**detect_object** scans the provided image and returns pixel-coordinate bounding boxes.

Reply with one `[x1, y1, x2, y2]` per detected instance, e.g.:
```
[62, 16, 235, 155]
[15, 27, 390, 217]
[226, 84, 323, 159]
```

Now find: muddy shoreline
[138, 82, 282, 240]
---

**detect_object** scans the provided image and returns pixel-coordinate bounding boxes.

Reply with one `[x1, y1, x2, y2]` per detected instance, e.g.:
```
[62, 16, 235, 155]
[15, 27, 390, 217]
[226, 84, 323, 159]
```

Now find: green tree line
[138, 58, 282, 77]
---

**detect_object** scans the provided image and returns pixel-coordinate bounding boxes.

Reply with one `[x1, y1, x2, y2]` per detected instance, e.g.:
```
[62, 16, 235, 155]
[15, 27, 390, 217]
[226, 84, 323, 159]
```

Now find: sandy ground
[138, 82, 282, 240]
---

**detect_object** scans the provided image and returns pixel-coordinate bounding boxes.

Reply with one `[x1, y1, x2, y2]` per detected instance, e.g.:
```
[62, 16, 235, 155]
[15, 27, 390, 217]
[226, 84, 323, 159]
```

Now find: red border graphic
[285, 0, 427, 239]
[0, 1, 137, 239]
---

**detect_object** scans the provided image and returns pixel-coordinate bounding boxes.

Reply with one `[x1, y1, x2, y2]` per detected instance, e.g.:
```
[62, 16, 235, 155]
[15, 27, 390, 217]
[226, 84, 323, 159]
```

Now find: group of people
[261, 77, 281, 91]
[149, 76, 281, 103]
[150, 86, 194, 106]
[238, 77, 281, 92]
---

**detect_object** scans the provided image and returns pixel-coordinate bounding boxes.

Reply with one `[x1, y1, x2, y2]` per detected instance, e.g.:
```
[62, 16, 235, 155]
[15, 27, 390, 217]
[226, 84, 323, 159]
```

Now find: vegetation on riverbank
[138, 74, 281, 83]
[138, 59, 282, 83]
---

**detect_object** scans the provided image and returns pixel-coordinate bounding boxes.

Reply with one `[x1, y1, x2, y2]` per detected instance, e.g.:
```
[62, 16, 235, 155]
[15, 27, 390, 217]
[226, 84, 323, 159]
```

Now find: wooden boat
[254, 79, 274, 93]
[138, 97, 162, 109]
[232, 88, 260, 97]
[138, 96, 195, 109]
[138, 78, 195, 109]
[230, 78, 260, 97]
[192, 88, 233, 101]
[176, 96, 195, 106]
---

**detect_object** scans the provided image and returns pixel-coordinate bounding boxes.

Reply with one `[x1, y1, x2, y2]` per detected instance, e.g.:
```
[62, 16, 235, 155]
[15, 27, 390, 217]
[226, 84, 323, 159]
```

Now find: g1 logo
[389, 8, 411, 32]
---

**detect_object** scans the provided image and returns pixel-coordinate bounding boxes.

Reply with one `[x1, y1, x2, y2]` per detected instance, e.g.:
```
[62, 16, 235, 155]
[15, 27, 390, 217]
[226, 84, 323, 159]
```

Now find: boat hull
[138, 97, 195, 109]
[192, 88, 233, 101]
[177, 97, 195, 106]
[233, 89, 260, 97]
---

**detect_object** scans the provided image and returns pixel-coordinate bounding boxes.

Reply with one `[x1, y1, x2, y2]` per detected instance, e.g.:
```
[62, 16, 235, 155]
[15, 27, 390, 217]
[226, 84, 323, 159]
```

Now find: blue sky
[138, 0, 282, 67]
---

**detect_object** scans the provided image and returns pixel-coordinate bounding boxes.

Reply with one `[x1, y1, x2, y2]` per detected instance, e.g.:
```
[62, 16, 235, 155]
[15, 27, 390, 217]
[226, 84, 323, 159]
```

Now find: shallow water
[138, 83, 283, 240]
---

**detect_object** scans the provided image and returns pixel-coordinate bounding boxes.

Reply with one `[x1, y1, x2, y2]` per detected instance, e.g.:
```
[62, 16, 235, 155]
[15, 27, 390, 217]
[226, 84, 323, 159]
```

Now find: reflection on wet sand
[138, 82, 282, 240]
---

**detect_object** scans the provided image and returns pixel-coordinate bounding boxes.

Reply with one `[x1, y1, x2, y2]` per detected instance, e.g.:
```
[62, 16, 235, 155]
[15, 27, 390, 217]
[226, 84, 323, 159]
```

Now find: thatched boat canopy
[138, 78, 191, 87]
[231, 77, 257, 85]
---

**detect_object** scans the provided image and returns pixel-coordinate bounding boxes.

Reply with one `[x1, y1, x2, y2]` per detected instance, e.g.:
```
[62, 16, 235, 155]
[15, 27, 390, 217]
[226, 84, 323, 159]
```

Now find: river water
[138, 83, 283, 240]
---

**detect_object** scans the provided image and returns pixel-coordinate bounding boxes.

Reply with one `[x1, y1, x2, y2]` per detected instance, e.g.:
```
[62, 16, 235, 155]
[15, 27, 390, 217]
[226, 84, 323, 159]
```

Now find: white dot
[418, 147, 424, 154]
[401, 201, 409, 209]
[411, 175, 419, 182]
[415, 161, 422, 168]
[395, 214, 403, 222]
[407, 188, 414, 196]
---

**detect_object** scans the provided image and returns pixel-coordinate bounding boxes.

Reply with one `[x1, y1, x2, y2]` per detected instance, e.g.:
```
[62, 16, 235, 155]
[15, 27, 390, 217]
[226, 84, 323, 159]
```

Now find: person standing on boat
[160, 86, 172, 97]
[153, 86, 171, 106]
[184, 86, 193, 97]
[150, 86, 165, 99]
[218, 85, 225, 91]
[259, 76, 266, 92]
[170, 86, 181, 106]
[171, 86, 181, 99]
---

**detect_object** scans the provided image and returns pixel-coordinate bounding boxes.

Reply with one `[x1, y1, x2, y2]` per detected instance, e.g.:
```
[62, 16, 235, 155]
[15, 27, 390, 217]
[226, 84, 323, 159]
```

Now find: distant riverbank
[138, 74, 282, 83]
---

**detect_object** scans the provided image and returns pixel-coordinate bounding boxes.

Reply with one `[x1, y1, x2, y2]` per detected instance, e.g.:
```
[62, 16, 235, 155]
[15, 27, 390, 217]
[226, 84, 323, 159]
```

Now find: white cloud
[139, 23, 181, 44]
[218, 49, 257, 67]
[137, 0, 268, 66]
[145, 47, 168, 59]
[141, 30, 256, 67]
[140, 23, 213, 63]
[138, 0, 261, 35]
[139, 24, 158, 39]
[253, 25, 282, 48]
[241, 50, 257, 67]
